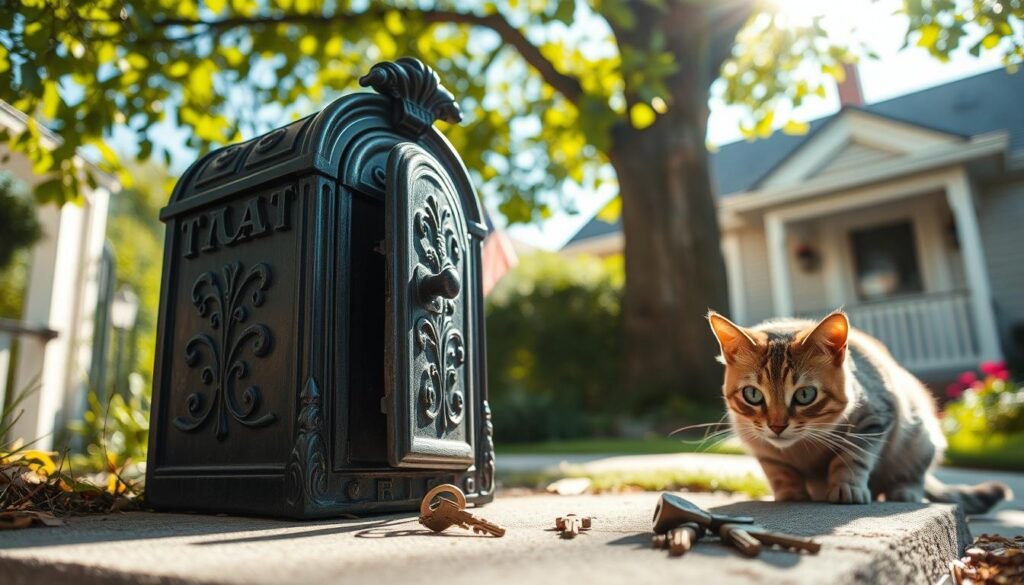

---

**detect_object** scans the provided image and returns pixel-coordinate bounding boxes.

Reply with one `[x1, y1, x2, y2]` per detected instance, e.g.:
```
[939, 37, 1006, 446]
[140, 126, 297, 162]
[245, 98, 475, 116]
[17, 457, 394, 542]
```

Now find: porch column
[765, 213, 794, 317]
[946, 171, 1002, 362]
[721, 232, 747, 324]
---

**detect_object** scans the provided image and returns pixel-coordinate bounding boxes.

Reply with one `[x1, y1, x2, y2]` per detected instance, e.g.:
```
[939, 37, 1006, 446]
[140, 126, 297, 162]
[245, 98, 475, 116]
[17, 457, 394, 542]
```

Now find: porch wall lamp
[110, 286, 140, 331]
[795, 242, 821, 273]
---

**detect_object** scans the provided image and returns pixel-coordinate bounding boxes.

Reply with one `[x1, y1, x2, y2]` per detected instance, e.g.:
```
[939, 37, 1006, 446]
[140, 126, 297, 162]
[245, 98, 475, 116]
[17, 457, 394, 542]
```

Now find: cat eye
[793, 386, 818, 406]
[741, 386, 764, 405]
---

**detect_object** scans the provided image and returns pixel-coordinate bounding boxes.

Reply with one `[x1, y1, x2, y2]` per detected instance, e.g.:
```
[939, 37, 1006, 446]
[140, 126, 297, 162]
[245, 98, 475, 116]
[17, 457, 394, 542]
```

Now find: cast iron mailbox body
[145, 58, 495, 518]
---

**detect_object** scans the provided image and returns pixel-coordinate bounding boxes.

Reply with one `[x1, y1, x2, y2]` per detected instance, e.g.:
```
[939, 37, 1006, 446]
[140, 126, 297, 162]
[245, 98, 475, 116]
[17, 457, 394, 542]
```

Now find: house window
[849, 221, 923, 300]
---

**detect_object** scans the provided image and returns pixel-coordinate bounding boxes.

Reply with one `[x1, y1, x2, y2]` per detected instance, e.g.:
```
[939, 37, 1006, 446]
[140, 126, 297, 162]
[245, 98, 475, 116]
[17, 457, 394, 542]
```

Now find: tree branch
[150, 7, 585, 104]
[706, 0, 754, 79]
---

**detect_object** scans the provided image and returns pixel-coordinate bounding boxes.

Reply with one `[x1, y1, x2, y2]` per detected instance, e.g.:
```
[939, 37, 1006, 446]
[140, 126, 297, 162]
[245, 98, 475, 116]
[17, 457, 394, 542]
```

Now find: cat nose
[769, 423, 789, 436]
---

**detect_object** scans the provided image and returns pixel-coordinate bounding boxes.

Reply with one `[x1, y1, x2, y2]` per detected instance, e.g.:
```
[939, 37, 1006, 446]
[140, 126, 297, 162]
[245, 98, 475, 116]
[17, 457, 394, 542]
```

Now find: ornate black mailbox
[146, 58, 495, 518]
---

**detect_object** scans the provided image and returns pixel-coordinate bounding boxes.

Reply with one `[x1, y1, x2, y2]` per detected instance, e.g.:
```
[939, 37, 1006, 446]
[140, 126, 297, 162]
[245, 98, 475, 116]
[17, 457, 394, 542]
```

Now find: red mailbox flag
[481, 209, 518, 296]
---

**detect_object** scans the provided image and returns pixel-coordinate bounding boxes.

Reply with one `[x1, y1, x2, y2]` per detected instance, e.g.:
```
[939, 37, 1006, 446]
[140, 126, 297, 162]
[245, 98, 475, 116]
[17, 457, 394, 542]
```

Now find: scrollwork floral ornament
[481, 400, 496, 494]
[174, 261, 277, 440]
[286, 378, 328, 507]
[413, 193, 466, 430]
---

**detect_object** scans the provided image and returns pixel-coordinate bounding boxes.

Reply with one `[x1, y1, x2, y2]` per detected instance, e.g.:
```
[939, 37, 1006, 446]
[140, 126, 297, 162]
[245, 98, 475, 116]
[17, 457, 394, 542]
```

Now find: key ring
[420, 483, 467, 517]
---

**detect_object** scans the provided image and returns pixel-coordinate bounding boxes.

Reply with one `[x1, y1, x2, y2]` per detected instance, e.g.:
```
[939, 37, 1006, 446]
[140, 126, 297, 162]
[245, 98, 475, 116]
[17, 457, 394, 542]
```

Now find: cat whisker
[668, 415, 730, 437]
[804, 429, 876, 462]
[677, 429, 733, 446]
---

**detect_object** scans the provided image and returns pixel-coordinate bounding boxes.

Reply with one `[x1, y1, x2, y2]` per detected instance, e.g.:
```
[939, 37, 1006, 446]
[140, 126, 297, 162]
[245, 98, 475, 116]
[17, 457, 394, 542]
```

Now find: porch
[810, 291, 980, 373]
[722, 166, 1004, 376]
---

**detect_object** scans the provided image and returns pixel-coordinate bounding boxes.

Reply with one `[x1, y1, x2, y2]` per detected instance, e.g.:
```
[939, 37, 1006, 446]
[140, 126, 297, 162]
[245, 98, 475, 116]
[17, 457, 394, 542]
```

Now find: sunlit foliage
[1, 0, 1019, 221]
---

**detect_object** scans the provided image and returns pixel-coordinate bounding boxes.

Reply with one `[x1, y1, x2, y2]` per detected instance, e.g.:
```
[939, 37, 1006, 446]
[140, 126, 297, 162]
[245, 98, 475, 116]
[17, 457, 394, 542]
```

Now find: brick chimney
[837, 63, 864, 107]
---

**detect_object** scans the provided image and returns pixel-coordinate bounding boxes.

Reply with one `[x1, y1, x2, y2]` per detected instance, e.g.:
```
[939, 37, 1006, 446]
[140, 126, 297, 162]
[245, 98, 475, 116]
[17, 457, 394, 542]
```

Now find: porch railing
[0, 319, 58, 425]
[838, 291, 979, 373]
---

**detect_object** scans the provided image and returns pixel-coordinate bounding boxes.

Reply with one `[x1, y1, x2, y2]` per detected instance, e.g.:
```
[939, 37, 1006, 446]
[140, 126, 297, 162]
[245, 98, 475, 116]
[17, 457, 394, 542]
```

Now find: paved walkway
[501, 452, 1024, 536]
[0, 492, 967, 585]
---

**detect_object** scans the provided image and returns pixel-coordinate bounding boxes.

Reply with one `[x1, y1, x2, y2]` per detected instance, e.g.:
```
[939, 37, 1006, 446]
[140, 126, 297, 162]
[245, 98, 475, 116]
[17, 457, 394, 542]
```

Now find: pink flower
[958, 371, 977, 386]
[946, 383, 963, 399]
[980, 361, 1007, 375]
[994, 370, 1010, 381]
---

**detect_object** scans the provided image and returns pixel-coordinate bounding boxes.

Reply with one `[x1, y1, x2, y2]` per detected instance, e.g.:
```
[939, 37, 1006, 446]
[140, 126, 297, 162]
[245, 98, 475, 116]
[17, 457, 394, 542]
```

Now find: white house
[0, 101, 118, 449]
[563, 68, 1024, 377]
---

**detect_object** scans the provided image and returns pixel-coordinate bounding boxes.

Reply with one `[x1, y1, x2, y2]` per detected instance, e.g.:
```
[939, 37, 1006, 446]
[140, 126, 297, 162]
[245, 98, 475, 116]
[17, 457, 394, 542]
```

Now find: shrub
[67, 373, 150, 474]
[942, 361, 1024, 470]
[486, 252, 624, 442]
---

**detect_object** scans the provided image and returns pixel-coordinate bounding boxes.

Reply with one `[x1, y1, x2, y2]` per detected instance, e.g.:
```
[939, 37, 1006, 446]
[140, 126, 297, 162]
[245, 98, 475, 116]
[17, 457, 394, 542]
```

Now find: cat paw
[886, 486, 925, 503]
[828, 482, 872, 504]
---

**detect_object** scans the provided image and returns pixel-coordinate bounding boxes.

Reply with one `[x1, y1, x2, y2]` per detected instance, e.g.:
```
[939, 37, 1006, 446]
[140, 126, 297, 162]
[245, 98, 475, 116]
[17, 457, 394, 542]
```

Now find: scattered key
[652, 493, 713, 533]
[418, 484, 506, 537]
[652, 523, 703, 557]
[555, 514, 592, 539]
[718, 523, 764, 558]
[741, 524, 821, 554]
[651, 493, 822, 559]
[708, 512, 755, 532]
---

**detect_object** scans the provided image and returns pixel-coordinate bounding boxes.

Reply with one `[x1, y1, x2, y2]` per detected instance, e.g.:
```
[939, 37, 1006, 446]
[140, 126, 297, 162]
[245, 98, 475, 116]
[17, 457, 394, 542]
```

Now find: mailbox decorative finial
[359, 57, 463, 137]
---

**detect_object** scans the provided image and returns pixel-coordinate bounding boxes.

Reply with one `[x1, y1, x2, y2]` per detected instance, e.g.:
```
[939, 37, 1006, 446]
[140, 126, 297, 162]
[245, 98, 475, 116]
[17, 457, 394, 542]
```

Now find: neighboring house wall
[978, 178, 1024, 359]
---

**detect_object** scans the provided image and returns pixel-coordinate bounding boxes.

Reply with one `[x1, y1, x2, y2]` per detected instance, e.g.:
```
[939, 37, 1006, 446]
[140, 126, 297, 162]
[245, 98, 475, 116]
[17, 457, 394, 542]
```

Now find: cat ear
[799, 311, 849, 365]
[707, 311, 757, 365]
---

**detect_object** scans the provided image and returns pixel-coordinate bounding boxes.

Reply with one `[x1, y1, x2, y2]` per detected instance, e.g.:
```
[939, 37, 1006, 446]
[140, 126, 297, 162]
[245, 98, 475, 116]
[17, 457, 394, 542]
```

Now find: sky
[508, 0, 1011, 250]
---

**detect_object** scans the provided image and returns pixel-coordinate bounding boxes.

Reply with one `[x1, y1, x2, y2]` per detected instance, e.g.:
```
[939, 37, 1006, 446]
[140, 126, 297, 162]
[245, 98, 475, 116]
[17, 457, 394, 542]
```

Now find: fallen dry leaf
[952, 533, 1024, 584]
[0, 510, 65, 530]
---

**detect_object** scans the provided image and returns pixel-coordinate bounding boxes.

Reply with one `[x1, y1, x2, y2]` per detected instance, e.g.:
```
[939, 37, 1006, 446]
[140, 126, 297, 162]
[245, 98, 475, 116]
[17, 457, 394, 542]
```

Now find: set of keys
[555, 514, 593, 539]
[651, 493, 821, 558]
[417, 484, 506, 537]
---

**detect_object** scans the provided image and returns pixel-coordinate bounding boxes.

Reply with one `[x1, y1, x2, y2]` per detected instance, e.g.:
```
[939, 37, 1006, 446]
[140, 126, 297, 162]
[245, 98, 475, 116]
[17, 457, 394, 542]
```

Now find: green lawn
[498, 436, 746, 456]
[497, 467, 770, 499]
[498, 434, 1024, 471]
[944, 431, 1024, 472]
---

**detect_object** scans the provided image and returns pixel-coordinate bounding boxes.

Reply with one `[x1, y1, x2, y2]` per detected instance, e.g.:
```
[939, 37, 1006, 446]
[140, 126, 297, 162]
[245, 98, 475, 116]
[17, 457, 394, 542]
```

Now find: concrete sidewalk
[0, 492, 967, 585]
[500, 452, 1024, 537]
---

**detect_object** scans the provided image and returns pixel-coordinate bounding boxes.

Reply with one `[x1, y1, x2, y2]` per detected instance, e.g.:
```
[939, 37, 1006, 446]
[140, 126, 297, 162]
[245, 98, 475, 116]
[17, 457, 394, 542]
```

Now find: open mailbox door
[383, 142, 476, 469]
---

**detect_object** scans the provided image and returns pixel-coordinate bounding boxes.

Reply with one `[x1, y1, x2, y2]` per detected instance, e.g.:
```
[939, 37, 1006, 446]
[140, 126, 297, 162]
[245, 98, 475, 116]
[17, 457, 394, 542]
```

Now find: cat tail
[924, 475, 1013, 515]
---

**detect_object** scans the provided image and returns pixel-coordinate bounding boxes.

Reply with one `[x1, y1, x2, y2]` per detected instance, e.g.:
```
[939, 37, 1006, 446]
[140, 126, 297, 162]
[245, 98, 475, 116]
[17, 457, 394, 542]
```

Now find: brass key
[418, 484, 506, 537]
[652, 493, 713, 533]
[652, 522, 703, 557]
[741, 524, 821, 554]
[718, 523, 764, 557]
[555, 515, 592, 539]
[708, 512, 755, 532]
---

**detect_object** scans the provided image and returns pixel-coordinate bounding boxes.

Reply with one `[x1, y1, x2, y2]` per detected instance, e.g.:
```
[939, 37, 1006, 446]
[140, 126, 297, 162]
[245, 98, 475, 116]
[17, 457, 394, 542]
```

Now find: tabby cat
[707, 310, 1010, 513]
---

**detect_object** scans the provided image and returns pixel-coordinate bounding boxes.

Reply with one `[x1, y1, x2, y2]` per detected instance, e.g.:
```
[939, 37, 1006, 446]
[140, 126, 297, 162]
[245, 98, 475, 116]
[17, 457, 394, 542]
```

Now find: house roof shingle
[565, 67, 1024, 247]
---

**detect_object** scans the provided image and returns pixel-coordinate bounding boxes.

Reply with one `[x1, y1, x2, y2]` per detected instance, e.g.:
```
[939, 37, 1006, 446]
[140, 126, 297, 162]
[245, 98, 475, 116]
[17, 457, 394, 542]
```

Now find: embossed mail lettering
[181, 187, 296, 258]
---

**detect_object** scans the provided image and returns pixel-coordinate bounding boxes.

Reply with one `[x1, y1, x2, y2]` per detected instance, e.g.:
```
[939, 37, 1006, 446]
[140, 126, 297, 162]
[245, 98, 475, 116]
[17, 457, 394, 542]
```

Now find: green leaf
[42, 82, 60, 119]
[982, 34, 1001, 50]
[596, 197, 621, 223]
[782, 120, 809, 136]
[628, 103, 656, 129]
[299, 35, 318, 56]
[917, 24, 940, 49]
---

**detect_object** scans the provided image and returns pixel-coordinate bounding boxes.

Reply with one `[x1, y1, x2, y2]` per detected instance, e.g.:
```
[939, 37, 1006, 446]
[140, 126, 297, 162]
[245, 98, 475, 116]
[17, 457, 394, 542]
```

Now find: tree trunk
[609, 1, 746, 409]
[610, 115, 729, 409]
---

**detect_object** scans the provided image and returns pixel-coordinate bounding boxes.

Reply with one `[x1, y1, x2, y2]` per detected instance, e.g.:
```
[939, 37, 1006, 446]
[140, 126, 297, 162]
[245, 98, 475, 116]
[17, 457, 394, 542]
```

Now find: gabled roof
[566, 67, 1024, 247]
